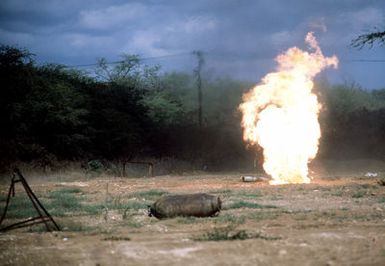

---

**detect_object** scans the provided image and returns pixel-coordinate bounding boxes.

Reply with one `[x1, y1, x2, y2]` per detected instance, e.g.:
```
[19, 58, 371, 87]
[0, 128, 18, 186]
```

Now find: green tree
[25, 64, 90, 159]
[0, 45, 92, 168]
[95, 54, 161, 89]
[95, 54, 140, 83]
[0, 45, 35, 165]
[90, 55, 159, 160]
[84, 82, 150, 161]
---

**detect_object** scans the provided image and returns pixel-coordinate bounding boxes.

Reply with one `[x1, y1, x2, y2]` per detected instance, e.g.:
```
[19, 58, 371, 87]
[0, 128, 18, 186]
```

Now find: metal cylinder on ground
[241, 176, 269, 182]
[149, 193, 221, 219]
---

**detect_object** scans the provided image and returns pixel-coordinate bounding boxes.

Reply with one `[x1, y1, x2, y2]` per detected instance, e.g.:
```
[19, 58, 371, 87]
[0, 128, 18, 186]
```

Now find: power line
[64, 52, 192, 68]
[344, 59, 385, 62]
[141, 52, 192, 61]
[62, 52, 385, 69]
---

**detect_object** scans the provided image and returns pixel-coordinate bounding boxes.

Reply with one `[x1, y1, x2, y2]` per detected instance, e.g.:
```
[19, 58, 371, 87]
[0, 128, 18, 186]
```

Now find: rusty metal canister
[149, 193, 221, 219]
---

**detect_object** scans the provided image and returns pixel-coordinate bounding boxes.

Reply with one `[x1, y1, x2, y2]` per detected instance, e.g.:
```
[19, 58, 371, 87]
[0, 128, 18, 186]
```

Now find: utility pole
[193, 50, 204, 128]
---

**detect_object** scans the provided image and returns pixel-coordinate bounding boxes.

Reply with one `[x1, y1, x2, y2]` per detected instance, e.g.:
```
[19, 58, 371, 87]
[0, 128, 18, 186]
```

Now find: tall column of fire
[239, 32, 338, 185]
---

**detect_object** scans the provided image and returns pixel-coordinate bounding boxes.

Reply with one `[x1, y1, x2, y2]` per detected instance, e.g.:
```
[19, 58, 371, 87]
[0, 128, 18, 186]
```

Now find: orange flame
[239, 32, 338, 185]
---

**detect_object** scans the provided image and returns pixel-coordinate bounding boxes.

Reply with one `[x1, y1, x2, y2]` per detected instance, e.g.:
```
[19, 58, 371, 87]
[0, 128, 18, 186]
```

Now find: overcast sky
[0, 0, 384, 88]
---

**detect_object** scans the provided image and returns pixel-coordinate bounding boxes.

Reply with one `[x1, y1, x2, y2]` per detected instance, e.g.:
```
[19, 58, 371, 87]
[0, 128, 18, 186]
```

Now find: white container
[241, 176, 258, 182]
[241, 175, 269, 182]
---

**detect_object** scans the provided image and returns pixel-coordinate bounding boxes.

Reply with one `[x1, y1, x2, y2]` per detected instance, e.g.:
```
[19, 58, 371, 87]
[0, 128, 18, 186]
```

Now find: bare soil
[1, 166, 385, 265]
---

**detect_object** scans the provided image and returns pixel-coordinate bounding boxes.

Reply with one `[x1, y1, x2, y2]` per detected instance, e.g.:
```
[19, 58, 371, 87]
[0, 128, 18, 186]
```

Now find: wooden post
[126, 161, 154, 177]
[149, 163, 154, 177]
[193, 50, 204, 128]
[122, 161, 126, 177]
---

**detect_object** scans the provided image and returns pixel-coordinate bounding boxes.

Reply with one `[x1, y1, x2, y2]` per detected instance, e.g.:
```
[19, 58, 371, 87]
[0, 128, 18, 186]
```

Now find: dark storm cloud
[0, 0, 384, 88]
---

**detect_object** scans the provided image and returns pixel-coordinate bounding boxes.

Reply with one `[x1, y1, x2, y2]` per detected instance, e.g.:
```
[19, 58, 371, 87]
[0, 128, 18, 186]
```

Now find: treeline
[320, 83, 385, 159]
[0, 45, 252, 172]
[1, 45, 385, 172]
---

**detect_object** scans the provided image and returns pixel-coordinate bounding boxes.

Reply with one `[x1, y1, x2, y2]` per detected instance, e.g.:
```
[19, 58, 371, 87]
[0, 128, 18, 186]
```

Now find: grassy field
[0, 170, 385, 265]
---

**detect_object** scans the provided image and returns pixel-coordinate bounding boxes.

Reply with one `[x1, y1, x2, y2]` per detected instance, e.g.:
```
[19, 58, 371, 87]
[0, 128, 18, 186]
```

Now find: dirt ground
[0, 162, 385, 266]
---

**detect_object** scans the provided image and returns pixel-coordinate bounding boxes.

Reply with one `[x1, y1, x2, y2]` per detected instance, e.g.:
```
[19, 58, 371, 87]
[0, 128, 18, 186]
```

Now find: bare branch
[351, 30, 385, 49]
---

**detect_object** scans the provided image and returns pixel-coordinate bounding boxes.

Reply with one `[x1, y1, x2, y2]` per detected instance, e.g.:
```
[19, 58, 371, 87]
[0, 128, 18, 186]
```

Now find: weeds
[378, 178, 385, 186]
[2, 187, 148, 219]
[60, 220, 94, 232]
[103, 236, 131, 241]
[247, 211, 280, 221]
[378, 197, 385, 203]
[194, 225, 281, 241]
[45, 189, 83, 216]
[224, 201, 277, 210]
[119, 201, 148, 210]
[83, 199, 148, 217]
[350, 183, 378, 190]
[1, 195, 38, 219]
[331, 190, 343, 197]
[208, 189, 262, 198]
[27, 220, 94, 233]
[235, 190, 263, 198]
[86, 192, 149, 216]
[214, 214, 246, 224]
[177, 216, 199, 224]
[358, 184, 373, 189]
[82, 204, 103, 215]
[48, 187, 83, 196]
[0, 194, 6, 202]
[293, 214, 308, 221]
[27, 224, 49, 232]
[352, 191, 366, 198]
[129, 189, 168, 200]
[208, 189, 232, 195]
[350, 213, 385, 221]
[126, 220, 143, 228]
[252, 232, 282, 240]
[106, 195, 127, 209]
[270, 195, 284, 200]
[85, 160, 104, 176]
[176, 214, 246, 225]
[83, 196, 149, 220]
[0, 188, 86, 220]
[195, 226, 249, 241]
